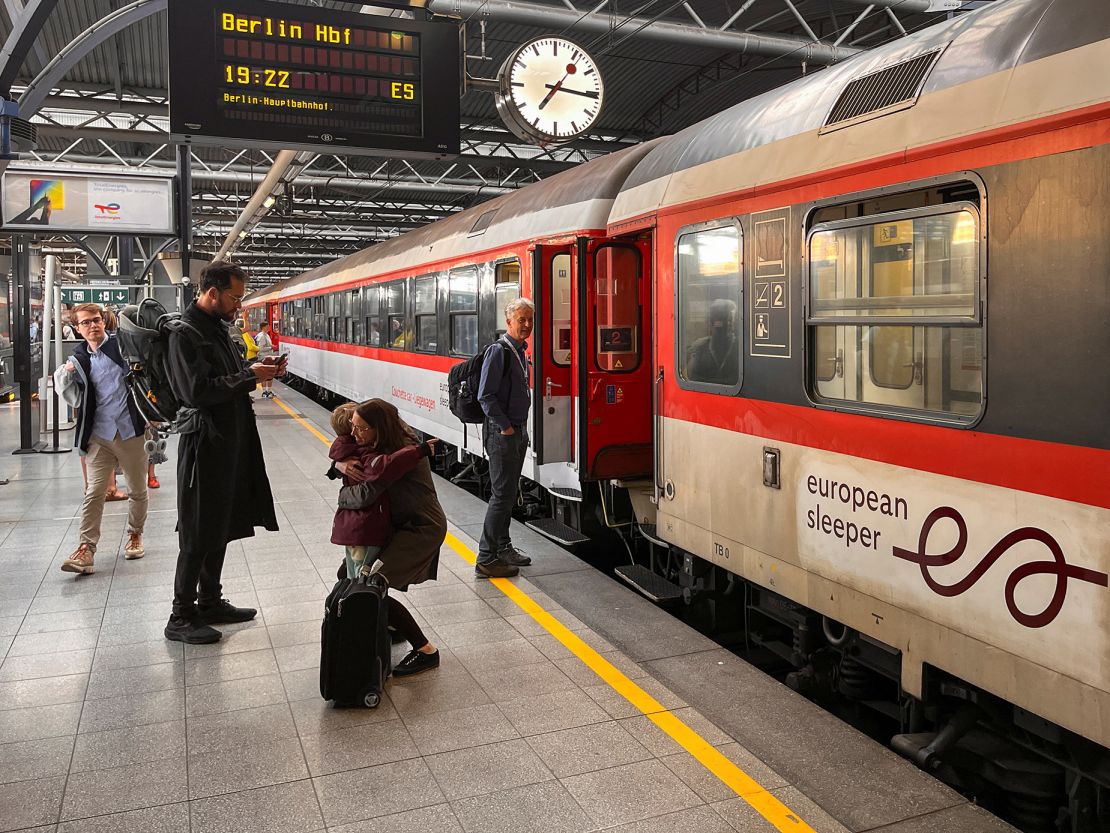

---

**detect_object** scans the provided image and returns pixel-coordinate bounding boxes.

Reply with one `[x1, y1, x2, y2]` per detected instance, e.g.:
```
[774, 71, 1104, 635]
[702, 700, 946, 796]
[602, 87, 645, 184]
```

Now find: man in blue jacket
[475, 297, 535, 578]
[54, 303, 148, 574]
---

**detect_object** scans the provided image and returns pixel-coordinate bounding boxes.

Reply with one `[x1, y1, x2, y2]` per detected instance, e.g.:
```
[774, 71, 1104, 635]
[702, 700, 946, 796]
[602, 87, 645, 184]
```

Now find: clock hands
[542, 84, 599, 100]
[538, 63, 578, 110]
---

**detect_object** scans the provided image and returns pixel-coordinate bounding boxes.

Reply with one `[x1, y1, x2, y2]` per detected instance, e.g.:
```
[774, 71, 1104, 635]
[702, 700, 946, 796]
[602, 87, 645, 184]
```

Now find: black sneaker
[198, 599, 257, 625]
[393, 649, 440, 677]
[165, 615, 221, 645]
[498, 546, 531, 566]
[475, 560, 519, 578]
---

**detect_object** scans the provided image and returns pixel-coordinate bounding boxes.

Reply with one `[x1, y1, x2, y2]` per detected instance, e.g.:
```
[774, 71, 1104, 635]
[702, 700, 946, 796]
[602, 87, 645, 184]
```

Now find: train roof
[247, 138, 660, 303]
[610, 0, 1110, 222]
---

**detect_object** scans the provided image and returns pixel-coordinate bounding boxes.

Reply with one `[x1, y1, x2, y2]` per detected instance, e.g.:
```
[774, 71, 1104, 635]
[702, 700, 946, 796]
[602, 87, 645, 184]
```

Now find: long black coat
[168, 303, 278, 552]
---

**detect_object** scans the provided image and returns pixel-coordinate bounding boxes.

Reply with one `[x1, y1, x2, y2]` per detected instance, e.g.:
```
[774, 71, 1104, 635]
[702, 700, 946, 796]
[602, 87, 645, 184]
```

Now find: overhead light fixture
[238, 230, 248, 239]
[263, 196, 276, 208]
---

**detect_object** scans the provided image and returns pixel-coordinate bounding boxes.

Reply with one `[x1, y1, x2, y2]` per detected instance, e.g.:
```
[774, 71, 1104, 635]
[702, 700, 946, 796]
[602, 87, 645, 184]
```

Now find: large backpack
[447, 340, 511, 424]
[116, 298, 200, 428]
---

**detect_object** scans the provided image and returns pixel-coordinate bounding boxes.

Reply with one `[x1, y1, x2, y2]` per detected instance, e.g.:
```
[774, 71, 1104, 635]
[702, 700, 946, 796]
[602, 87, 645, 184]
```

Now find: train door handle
[903, 352, 923, 385]
[545, 377, 563, 400]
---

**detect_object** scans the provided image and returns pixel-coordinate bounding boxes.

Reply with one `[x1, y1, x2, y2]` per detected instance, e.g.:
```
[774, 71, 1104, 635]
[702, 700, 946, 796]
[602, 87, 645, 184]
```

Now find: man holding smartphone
[163, 261, 285, 644]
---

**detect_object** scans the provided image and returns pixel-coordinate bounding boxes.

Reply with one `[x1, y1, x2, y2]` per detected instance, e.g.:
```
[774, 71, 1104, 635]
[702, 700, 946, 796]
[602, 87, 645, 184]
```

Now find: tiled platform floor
[0, 390, 1016, 833]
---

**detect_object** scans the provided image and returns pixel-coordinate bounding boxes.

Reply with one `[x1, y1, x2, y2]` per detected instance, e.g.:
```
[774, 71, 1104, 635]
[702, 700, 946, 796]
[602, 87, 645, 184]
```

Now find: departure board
[168, 0, 459, 159]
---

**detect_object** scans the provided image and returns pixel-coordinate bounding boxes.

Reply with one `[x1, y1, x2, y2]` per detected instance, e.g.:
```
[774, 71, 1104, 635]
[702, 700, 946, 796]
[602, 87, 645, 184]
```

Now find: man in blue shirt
[476, 297, 535, 578]
[54, 303, 149, 574]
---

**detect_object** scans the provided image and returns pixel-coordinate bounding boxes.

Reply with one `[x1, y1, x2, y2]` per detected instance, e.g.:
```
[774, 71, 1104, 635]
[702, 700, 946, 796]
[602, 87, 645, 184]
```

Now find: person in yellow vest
[239, 319, 259, 361]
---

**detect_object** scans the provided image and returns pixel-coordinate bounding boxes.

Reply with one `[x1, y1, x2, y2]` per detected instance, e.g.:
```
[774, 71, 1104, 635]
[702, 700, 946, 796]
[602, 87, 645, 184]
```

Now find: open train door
[531, 244, 575, 465]
[575, 236, 653, 480]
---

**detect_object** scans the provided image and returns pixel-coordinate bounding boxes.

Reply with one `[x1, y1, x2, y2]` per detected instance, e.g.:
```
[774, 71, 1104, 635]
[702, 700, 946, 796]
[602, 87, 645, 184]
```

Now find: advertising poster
[1, 169, 175, 234]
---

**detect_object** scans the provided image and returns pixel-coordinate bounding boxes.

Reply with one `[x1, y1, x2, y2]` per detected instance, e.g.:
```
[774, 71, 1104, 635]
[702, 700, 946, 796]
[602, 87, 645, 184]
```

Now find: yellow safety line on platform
[274, 391, 814, 833]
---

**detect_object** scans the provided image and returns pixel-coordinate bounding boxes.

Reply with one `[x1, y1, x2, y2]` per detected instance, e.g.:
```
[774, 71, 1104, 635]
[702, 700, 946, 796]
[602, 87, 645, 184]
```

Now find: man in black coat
[164, 261, 284, 644]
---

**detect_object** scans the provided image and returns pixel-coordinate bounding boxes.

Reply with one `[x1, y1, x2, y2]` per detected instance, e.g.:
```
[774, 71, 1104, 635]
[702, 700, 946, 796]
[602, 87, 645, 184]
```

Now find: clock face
[496, 37, 604, 145]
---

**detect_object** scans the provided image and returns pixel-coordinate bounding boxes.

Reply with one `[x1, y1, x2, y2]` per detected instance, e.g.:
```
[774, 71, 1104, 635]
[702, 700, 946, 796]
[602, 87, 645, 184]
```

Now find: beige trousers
[79, 433, 149, 549]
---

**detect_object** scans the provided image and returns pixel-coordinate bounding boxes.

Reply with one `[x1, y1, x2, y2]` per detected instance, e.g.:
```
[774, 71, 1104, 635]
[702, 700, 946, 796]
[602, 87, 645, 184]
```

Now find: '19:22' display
[168, 0, 459, 159]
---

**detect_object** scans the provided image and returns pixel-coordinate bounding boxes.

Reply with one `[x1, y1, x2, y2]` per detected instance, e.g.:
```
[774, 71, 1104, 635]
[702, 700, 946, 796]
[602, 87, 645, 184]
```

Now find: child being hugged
[328, 402, 435, 579]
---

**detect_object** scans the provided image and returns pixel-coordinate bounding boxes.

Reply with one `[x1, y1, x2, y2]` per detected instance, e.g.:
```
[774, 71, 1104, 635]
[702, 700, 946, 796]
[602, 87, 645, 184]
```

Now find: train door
[575, 237, 653, 479]
[531, 244, 574, 464]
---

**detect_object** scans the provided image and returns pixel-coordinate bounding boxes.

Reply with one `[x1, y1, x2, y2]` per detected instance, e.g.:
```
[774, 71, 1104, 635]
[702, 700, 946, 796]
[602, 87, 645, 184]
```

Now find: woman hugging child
[328, 400, 442, 676]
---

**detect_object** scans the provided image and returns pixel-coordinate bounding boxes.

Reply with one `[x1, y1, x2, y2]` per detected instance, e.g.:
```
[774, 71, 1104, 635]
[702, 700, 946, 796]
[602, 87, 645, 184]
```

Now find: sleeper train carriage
[245, 0, 1109, 827]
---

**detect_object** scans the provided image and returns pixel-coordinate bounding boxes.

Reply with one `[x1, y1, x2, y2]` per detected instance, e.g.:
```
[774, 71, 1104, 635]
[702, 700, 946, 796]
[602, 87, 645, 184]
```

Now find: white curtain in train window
[494, 261, 521, 339]
[808, 208, 982, 420]
[677, 224, 742, 388]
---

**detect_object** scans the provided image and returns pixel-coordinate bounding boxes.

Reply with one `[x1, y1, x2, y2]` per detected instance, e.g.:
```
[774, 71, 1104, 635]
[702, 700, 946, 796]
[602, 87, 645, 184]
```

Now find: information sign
[60, 287, 131, 306]
[168, 0, 460, 158]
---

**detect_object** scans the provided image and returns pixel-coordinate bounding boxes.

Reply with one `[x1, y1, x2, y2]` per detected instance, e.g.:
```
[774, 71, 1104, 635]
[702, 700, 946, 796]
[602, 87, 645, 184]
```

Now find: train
[244, 0, 1110, 829]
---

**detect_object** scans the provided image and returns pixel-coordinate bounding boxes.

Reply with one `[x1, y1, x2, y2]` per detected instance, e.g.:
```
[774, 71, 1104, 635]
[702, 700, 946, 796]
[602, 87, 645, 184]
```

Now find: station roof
[0, 0, 997, 287]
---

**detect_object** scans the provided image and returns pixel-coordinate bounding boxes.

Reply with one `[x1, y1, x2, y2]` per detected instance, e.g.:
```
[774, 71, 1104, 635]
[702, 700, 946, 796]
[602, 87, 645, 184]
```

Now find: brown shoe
[124, 532, 145, 560]
[61, 543, 95, 575]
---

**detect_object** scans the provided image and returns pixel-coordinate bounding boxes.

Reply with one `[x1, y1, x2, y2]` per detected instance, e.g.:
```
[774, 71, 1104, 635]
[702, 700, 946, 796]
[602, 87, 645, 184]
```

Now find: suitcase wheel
[362, 691, 381, 709]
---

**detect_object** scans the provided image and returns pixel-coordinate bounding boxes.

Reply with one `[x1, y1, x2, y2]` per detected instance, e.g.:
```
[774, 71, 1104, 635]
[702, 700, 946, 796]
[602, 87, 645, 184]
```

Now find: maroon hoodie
[328, 435, 426, 546]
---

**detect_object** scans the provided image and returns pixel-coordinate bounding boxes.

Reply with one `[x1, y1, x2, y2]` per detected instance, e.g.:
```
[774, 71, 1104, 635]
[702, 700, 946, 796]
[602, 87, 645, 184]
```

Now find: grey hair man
[475, 297, 535, 578]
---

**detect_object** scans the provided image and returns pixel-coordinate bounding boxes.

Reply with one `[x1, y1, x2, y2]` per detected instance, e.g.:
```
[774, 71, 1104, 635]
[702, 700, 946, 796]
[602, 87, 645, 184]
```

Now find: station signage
[167, 0, 460, 159]
[0, 169, 174, 235]
[60, 286, 131, 306]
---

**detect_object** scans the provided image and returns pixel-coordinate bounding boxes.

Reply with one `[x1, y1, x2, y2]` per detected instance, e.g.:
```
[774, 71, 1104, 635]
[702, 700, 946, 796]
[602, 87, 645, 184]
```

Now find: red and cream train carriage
[246, 0, 1109, 824]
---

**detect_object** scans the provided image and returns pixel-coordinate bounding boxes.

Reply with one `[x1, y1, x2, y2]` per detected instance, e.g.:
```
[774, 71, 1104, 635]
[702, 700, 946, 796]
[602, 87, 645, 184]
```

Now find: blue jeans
[478, 421, 527, 565]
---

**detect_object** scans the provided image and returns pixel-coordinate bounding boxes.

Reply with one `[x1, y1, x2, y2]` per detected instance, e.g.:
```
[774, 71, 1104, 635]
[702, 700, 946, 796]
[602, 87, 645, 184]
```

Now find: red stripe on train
[281, 336, 461, 372]
[661, 395, 1110, 511]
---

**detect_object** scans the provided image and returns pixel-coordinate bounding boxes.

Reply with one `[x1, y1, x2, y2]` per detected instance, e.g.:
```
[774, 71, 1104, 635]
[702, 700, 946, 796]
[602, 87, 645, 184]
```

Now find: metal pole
[39, 252, 54, 434]
[39, 253, 69, 454]
[177, 144, 191, 311]
[12, 234, 43, 453]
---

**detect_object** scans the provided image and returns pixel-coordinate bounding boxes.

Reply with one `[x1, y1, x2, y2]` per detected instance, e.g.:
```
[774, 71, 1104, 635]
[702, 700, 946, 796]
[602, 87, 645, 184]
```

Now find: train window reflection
[385, 282, 405, 349]
[450, 267, 478, 355]
[495, 261, 520, 339]
[414, 276, 437, 352]
[677, 223, 742, 390]
[807, 202, 983, 424]
[362, 285, 381, 347]
[550, 253, 571, 366]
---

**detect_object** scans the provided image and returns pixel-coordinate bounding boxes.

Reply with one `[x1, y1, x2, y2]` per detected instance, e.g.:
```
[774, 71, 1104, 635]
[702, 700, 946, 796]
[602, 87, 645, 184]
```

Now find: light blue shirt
[88, 344, 136, 442]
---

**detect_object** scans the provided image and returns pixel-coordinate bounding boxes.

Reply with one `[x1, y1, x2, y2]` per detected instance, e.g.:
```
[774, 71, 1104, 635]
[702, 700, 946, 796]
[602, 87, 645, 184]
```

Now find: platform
[0, 390, 1016, 833]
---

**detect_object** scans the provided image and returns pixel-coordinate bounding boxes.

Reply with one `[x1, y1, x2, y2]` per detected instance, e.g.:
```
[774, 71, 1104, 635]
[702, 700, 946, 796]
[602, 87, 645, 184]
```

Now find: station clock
[495, 37, 604, 146]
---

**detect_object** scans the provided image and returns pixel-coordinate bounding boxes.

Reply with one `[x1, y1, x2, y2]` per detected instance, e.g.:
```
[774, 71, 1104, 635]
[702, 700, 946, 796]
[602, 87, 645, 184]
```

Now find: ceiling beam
[429, 0, 859, 64]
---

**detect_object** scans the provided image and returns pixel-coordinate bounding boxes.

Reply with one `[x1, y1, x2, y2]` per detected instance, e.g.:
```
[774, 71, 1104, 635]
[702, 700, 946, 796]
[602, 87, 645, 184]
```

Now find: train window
[449, 267, 478, 356]
[362, 285, 381, 347]
[594, 245, 641, 373]
[550, 253, 572, 366]
[807, 203, 983, 424]
[494, 261, 520, 339]
[414, 276, 437, 353]
[346, 288, 361, 344]
[676, 222, 743, 392]
[313, 296, 326, 340]
[330, 293, 343, 342]
[385, 282, 405, 349]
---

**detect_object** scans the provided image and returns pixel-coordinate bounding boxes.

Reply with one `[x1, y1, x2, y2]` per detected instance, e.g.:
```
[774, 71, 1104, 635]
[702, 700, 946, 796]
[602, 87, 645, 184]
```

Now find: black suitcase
[320, 561, 391, 708]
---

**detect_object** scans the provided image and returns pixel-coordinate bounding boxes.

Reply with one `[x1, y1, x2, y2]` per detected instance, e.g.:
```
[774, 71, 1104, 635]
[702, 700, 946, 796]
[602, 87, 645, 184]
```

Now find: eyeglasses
[76, 317, 103, 327]
[222, 291, 245, 303]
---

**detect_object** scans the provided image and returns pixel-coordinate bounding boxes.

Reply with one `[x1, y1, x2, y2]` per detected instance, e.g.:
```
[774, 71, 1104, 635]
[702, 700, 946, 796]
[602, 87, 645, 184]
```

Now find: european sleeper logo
[93, 203, 121, 215]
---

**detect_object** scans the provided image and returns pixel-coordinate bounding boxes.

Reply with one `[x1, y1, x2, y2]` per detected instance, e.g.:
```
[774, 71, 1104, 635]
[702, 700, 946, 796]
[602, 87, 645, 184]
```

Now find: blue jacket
[54, 335, 146, 454]
[478, 334, 530, 431]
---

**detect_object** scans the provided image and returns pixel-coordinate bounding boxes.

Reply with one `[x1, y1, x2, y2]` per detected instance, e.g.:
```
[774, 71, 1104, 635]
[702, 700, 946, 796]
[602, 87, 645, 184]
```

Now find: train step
[550, 487, 583, 502]
[613, 564, 683, 604]
[525, 517, 590, 546]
